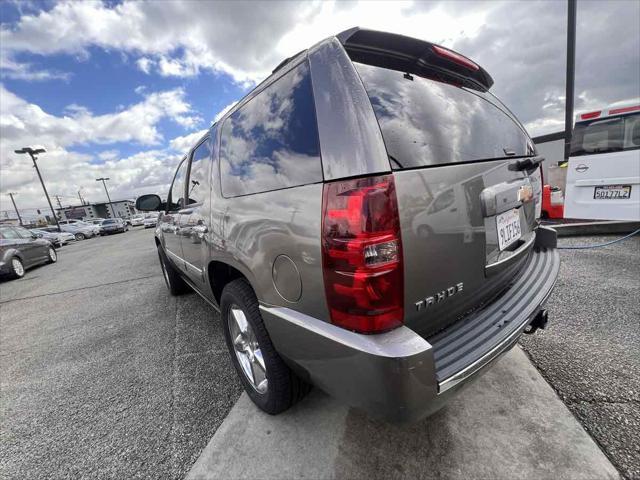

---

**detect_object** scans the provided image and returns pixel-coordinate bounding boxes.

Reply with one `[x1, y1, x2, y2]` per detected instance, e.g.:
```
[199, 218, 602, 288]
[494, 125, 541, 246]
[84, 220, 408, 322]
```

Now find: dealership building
[57, 200, 137, 221]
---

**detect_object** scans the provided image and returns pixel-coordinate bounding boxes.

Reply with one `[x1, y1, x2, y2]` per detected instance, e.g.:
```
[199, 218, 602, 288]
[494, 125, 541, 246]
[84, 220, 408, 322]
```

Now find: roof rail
[272, 49, 306, 74]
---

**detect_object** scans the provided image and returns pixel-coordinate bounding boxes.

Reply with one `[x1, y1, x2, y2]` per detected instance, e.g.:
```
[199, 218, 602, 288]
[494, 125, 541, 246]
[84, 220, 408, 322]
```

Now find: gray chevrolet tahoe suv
[136, 28, 560, 422]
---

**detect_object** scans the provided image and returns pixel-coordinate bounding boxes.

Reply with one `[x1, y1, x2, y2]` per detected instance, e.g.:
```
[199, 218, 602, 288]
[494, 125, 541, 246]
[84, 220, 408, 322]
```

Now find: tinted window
[0, 227, 20, 239]
[102, 219, 116, 224]
[187, 138, 211, 205]
[219, 61, 322, 197]
[354, 62, 532, 169]
[14, 227, 33, 239]
[571, 113, 640, 156]
[167, 158, 187, 211]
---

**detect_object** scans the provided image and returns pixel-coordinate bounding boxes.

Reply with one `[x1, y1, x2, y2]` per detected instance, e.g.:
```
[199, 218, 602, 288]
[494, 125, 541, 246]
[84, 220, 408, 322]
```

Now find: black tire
[9, 256, 25, 279]
[75, 233, 85, 241]
[157, 246, 190, 295]
[221, 278, 310, 415]
[46, 246, 57, 264]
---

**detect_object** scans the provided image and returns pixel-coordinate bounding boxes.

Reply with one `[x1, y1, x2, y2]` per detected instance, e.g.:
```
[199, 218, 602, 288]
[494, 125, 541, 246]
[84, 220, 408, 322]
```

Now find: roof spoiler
[336, 27, 494, 90]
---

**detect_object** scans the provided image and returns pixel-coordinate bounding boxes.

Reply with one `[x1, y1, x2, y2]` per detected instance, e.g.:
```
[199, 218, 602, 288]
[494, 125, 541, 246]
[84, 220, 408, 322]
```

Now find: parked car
[84, 218, 106, 225]
[59, 219, 101, 236]
[130, 215, 145, 227]
[143, 213, 159, 228]
[100, 218, 129, 234]
[136, 28, 559, 422]
[46, 224, 95, 241]
[0, 226, 57, 279]
[30, 228, 75, 247]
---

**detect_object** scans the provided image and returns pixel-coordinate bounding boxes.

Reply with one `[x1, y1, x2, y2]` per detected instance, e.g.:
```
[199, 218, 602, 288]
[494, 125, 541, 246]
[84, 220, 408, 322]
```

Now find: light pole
[14, 147, 61, 231]
[8, 192, 23, 226]
[564, 0, 577, 160]
[96, 177, 116, 218]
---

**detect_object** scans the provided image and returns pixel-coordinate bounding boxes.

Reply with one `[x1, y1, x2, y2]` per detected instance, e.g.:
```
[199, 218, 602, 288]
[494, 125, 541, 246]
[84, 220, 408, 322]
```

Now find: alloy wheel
[228, 305, 268, 394]
[11, 258, 24, 277]
[48, 248, 57, 262]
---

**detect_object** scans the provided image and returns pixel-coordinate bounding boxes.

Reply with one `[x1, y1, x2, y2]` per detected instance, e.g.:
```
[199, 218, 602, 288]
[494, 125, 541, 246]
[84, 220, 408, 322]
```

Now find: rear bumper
[261, 234, 560, 422]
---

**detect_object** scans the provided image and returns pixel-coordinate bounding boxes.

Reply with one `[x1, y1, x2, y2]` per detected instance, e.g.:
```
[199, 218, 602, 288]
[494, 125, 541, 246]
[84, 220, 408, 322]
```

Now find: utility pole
[78, 189, 85, 205]
[8, 192, 23, 226]
[564, 0, 577, 160]
[53, 195, 63, 209]
[96, 177, 116, 217]
[14, 147, 61, 231]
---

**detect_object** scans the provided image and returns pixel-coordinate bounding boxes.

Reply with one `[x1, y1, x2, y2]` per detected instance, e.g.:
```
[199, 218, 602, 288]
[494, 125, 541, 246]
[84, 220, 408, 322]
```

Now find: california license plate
[496, 209, 522, 251]
[594, 185, 631, 200]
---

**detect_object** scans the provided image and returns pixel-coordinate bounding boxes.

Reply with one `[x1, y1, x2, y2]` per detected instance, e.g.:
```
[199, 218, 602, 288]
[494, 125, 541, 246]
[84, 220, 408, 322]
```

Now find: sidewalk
[188, 348, 619, 480]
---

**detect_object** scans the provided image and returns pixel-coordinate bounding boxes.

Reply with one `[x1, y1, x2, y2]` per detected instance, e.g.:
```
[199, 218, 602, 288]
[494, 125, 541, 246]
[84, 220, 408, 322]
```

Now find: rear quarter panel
[219, 184, 329, 321]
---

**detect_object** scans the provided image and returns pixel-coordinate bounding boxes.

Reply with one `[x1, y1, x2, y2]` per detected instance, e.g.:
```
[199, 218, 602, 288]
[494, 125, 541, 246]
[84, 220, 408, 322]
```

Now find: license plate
[594, 185, 631, 200]
[496, 209, 522, 251]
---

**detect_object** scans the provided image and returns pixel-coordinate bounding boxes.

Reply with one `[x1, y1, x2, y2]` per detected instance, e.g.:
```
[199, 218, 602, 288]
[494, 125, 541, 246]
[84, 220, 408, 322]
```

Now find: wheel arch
[6, 248, 24, 262]
[207, 260, 255, 306]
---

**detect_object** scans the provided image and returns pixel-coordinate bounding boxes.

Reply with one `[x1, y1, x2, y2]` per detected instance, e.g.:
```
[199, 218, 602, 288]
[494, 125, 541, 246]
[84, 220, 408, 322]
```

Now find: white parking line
[187, 347, 619, 480]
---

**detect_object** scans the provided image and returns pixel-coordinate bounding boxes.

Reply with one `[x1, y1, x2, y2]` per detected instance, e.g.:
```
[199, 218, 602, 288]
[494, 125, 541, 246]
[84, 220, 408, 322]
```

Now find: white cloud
[1, 0, 639, 212]
[0, 54, 70, 81]
[98, 150, 120, 161]
[0, 84, 201, 210]
[1, 84, 200, 148]
[169, 129, 209, 153]
[136, 57, 153, 74]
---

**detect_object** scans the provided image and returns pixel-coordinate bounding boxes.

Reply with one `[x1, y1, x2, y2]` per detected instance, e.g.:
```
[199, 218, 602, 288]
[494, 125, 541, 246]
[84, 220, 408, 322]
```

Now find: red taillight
[432, 45, 480, 71]
[580, 111, 601, 120]
[321, 174, 404, 334]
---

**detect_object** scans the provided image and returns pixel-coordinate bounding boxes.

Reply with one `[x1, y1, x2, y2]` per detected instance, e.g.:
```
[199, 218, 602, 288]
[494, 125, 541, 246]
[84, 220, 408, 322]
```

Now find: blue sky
[1, 0, 638, 213]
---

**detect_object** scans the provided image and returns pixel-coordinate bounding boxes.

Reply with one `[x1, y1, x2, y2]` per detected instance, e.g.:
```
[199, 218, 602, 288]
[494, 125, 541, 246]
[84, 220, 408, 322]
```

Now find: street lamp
[95, 177, 116, 218]
[14, 146, 61, 232]
[7, 192, 23, 226]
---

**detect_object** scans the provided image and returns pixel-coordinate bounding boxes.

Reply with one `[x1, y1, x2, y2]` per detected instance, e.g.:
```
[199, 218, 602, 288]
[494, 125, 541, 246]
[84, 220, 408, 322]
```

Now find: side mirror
[136, 194, 163, 211]
[32, 233, 40, 239]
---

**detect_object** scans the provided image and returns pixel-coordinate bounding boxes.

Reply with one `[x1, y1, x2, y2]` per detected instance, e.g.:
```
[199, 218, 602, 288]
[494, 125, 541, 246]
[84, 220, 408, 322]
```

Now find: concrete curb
[187, 347, 620, 480]
[545, 220, 640, 237]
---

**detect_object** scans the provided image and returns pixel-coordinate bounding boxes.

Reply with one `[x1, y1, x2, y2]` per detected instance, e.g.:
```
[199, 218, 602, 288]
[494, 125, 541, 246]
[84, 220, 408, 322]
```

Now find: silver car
[136, 28, 559, 422]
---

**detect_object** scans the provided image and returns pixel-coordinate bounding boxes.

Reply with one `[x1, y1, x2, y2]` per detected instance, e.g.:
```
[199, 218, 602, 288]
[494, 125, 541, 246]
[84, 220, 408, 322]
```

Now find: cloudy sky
[1, 0, 638, 215]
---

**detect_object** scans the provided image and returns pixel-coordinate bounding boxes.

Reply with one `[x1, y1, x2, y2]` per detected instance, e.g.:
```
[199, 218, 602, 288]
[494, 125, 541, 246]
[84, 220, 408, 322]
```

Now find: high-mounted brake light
[609, 105, 640, 116]
[432, 45, 480, 71]
[321, 175, 404, 334]
[580, 111, 601, 120]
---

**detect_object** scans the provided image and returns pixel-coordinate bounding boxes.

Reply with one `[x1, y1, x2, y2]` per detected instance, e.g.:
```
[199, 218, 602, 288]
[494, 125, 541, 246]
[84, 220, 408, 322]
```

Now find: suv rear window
[353, 62, 532, 169]
[219, 61, 322, 197]
[571, 112, 640, 156]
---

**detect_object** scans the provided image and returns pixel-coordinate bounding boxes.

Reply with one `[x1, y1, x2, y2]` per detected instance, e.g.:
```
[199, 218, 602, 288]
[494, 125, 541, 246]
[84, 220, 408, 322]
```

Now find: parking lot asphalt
[0, 229, 242, 479]
[520, 234, 640, 480]
[1, 229, 637, 479]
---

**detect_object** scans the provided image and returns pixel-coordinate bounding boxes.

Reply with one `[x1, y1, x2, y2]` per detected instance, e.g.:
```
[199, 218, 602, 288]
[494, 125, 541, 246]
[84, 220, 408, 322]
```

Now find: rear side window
[354, 62, 532, 169]
[167, 158, 187, 211]
[219, 61, 322, 197]
[571, 113, 640, 156]
[186, 137, 211, 205]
